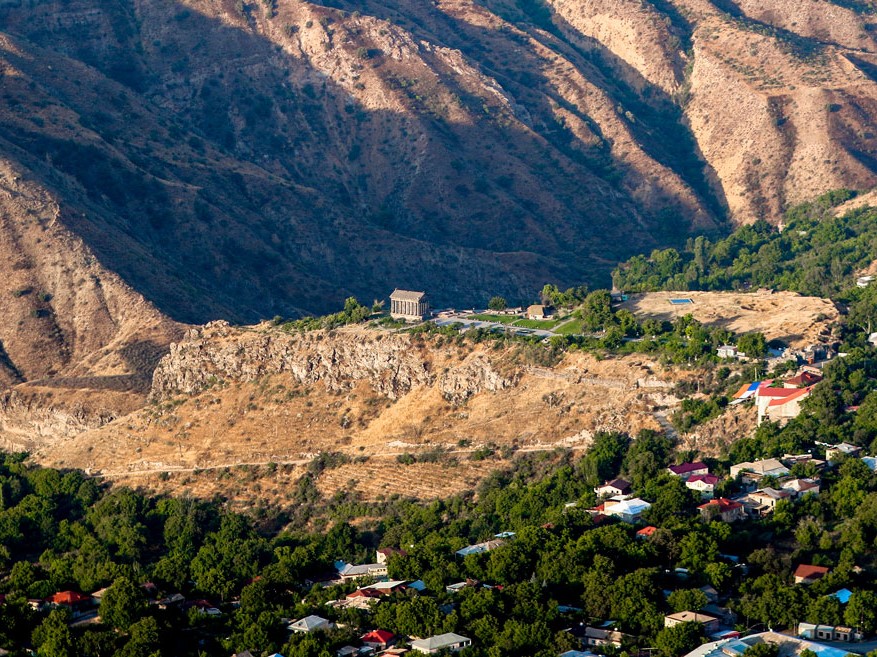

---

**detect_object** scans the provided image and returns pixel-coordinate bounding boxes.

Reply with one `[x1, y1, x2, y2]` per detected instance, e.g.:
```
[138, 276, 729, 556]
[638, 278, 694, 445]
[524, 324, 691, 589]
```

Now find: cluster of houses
[20, 582, 222, 626]
[591, 442, 876, 528]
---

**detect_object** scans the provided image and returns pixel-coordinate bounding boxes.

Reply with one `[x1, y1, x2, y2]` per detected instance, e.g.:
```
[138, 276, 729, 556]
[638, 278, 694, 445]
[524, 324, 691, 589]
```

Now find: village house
[389, 289, 429, 322]
[46, 591, 94, 619]
[667, 462, 709, 480]
[636, 526, 658, 540]
[602, 498, 651, 524]
[698, 498, 746, 523]
[361, 630, 396, 650]
[798, 623, 864, 643]
[455, 538, 506, 557]
[717, 345, 740, 359]
[567, 624, 629, 649]
[730, 458, 790, 484]
[756, 386, 814, 424]
[594, 478, 632, 498]
[336, 562, 389, 581]
[526, 304, 554, 320]
[794, 564, 830, 585]
[783, 372, 823, 388]
[744, 488, 792, 516]
[781, 478, 821, 498]
[410, 632, 472, 654]
[664, 611, 721, 634]
[289, 615, 333, 633]
[826, 442, 863, 463]
[686, 474, 719, 500]
[376, 547, 406, 565]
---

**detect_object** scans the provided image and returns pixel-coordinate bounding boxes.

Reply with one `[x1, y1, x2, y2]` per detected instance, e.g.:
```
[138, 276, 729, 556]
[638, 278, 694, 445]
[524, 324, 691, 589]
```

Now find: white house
[289, 615, 332, 633]
[717, 345, 739, 359]
[686, 474, 719, 500]
[594, 478, 631, 498]
[603, 498, 651, 524]
[336, 562, 388, 580]
[410, 633, 472, 654]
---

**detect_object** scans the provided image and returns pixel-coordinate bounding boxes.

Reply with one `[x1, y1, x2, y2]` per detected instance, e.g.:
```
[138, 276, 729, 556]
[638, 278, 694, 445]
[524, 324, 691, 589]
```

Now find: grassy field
[470, 313, 518, 324]
[554, 318, 584, 335]
[512, 318, 562, 329]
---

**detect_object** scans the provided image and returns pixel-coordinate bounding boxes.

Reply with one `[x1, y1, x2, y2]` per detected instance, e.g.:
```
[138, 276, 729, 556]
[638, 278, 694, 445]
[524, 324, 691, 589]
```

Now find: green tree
[655, 621, 704, 657]
[845, 590, 877, 634]
[488, 296, 508, 311]
[32, 610, 75, 657]
[737, 332, 768, 359]
[100, 576, 145, 631]
[668, 588, 709, 613]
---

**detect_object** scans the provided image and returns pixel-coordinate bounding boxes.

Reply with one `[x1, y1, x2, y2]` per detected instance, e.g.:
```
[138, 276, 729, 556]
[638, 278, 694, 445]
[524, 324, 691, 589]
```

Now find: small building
[337, 562, 388, 581]
[636, 526, 658, 540]
[730, 458, 789, 481]
[744, 488, 792, 516]
[289, 615, 333, 633]
[46, 591, 94, 619]
[783, 372, 823, 388]
[361, 630, 396, 650]
[455, 539, 506, 557]
[410, 632, 472, 654]
[664, 611, 721, 634]
[594, 478, 632, 498]
[602, 498, 651, 524]
[781, 478, 821, 498]
[794, 564, 830, 585]
[857, 276, 875, 288]
[376, 547, 406, 564]
[755, 386, 814, 424]
[686, 474, 719, 500]
[567, 624, 628, 649]
[526, 304, 553, 320]
[390, 289, 429, 322]
[698, 498, 746, 523]
[826, 443, 863, 463]
[717, 345, 739, 359]
[798, 622, 863, 642]
[667, 462, 709, 480]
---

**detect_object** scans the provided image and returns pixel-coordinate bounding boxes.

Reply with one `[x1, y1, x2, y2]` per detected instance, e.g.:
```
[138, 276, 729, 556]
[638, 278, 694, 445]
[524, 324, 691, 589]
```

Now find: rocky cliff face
[151, 323, 512, 404]
[152, 323, 434, 400]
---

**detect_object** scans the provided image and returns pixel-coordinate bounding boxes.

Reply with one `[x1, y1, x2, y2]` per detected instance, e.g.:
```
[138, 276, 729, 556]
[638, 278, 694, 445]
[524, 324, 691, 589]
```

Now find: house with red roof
[783, 372, 823, 388]
[667, 462, 709, 480]
[46, 591, 94, 619]
[755, 385, 814, 424]
[361, 629, 396, 649]
[794, 564, 830, 584]
[636, 526, 658, 539]
[686, 474, 719, 499]
[698, 498, 746, 523]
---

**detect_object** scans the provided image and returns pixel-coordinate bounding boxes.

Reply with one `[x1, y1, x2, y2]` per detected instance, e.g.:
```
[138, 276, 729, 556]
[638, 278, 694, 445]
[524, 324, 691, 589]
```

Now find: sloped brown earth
[1, 0, 876, 329]
[33, 325, 678, 500]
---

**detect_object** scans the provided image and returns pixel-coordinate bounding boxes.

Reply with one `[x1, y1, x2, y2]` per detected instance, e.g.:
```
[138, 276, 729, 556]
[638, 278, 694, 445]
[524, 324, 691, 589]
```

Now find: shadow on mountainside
[0, 0, 727, 324]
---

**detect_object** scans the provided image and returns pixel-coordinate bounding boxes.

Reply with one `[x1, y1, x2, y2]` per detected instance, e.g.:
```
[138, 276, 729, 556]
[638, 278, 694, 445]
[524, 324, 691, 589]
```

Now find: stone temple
[389, 289, 429, 322]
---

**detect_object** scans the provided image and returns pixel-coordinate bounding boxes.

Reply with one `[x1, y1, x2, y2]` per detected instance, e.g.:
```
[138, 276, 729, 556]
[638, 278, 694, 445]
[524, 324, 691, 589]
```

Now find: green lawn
[512, 318, 562, 329]
[554, 318, 585, 335]
[470, 313, 518, 324]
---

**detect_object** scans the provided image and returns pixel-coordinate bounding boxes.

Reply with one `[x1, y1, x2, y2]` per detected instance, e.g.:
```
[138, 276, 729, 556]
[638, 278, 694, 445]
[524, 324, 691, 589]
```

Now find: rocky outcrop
[151, 323, 436, 401]
[439, 354, 514, 405]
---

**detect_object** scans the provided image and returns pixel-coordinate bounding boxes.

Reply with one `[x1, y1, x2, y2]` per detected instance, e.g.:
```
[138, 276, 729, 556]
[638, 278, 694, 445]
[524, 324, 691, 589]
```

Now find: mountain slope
[0, 0, 875, 326]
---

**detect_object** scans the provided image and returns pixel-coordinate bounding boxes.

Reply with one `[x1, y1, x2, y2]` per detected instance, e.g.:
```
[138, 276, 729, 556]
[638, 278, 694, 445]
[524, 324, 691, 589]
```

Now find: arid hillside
[1, 0, 877, 327]
[28, 323, 684, 502]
